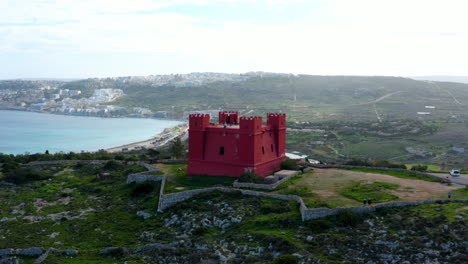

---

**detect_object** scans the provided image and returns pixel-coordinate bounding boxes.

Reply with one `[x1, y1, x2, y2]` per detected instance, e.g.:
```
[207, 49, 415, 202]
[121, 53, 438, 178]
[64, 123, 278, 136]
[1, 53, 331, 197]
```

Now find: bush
[4, 168, 49, 184]
[345, 159, 372, 166]
[130, 182, 157, 197]
[271, 255, 299, 264]
[192, 226, 210, 236]
[411, 164, 428, 172]
[238, 172, 263, 183]
[306, 219, 333, 232]
[336, 210, 360, 227]
[260, 200, 291, 214]
[281, 160, 297, 170]
[103, 160, 123, 170]
[1, 161, 20, 174]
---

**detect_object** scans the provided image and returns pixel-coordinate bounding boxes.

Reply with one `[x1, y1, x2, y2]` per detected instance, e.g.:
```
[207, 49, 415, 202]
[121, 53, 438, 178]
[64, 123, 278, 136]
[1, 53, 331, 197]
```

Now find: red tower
[186, 111, 286, 177]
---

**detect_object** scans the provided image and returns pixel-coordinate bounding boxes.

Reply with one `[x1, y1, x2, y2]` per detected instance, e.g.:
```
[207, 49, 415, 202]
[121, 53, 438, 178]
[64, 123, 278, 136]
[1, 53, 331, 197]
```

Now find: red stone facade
[187, 111, 286, 177]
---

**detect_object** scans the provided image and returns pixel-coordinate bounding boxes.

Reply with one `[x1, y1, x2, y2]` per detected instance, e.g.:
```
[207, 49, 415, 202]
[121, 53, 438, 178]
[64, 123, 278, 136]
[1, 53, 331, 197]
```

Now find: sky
[1, 0, 468, 79]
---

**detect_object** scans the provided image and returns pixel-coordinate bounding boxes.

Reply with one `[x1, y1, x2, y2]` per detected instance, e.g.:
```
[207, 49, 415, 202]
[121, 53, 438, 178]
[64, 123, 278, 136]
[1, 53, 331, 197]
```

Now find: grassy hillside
[56, 74, 468, 122]
[0, 161, 467, 263]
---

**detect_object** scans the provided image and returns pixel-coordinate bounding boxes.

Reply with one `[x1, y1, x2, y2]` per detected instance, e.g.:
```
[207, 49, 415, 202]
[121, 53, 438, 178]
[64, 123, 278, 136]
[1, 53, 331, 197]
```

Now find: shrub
[1, 161, 20, 174]
[345, 159, 372, 166]
[260, 200, 291, 214]
[411, 164, 428, 172]
[130, 182, 157, 197]
[281, 160, 297, 170]
[192, 226, 210, 236]
[271, 255, 299, 264]
[103, 160, 123, 170]
[306, 219, 333, 232]
[238, 172, 263, 183]
[4, 168, 49, 184]
[336, 210, 360, 227]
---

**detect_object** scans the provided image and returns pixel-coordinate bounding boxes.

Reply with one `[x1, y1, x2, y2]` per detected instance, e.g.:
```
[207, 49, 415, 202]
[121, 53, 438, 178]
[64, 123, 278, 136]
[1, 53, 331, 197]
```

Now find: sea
[0, 110, 183, 155]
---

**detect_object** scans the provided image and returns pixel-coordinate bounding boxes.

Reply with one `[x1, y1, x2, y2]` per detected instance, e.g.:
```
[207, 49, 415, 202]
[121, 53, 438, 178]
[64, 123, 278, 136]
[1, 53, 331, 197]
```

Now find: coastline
[0, 110, 187, 155]
[0, 107, 183, 122]
[105, 123, 188, 153]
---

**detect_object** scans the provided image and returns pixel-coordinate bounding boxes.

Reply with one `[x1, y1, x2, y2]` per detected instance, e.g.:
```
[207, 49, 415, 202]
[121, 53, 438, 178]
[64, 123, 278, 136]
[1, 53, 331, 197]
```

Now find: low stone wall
[126, 174, 165, 184]
[308, 164, 447, 183]
[232, 170, 300, 190]
[22, 160, 109, 167]
[301, 199, 468, 220]
[158, 187, 305, 212]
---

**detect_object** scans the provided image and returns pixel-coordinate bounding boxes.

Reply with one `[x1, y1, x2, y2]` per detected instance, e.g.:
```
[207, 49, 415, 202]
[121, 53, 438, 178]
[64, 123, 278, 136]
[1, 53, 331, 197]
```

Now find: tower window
[219, 146, 225, 155]
[271, 144, 274, 152]
[262, 146, 265, 154]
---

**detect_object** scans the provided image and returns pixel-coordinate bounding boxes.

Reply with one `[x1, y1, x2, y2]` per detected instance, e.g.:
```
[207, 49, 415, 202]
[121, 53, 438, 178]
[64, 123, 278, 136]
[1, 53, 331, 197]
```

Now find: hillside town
[0, 85, 128, 117]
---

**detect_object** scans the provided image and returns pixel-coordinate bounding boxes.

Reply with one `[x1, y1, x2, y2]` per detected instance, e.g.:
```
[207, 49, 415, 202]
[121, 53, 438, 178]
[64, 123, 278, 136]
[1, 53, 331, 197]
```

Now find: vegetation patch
[274, 175, 304, 191]
[238, 172, 263, 183]
[338, 181, 399, 203]
[160, 164, 236, 193]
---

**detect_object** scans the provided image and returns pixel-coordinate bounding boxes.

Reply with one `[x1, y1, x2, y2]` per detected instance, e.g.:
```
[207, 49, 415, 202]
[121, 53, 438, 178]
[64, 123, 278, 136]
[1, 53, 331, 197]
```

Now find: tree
[170, 137, 185, 159]
[147, 149, 160, 162]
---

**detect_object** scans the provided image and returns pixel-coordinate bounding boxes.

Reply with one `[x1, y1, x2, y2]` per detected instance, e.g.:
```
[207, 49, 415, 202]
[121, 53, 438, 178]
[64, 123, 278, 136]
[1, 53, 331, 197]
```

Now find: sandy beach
[106, 123, 188, 153]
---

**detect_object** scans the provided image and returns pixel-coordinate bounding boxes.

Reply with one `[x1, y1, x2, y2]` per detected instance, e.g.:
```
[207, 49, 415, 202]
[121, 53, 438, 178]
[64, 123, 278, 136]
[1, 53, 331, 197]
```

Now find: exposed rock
[0, 257, 19, 264]
[0, 249, 14, 257]
[16, 247, 44, 257]
[49, 248, 79, 256]
[136, 210, 152, 219]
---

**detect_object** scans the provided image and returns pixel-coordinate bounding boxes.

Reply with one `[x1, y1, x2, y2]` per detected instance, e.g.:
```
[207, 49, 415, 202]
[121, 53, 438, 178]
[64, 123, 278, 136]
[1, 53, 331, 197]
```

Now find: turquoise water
[0, 110, 183, 154]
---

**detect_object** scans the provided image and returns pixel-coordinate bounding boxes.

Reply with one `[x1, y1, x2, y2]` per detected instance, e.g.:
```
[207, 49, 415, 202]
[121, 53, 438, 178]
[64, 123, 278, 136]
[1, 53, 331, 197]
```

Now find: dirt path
[288, 169, 460, 206]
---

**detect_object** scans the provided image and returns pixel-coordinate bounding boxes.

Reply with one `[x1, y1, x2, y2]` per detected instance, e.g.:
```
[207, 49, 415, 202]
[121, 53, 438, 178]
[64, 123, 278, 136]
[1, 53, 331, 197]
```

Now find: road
[428, 173, 468, 186]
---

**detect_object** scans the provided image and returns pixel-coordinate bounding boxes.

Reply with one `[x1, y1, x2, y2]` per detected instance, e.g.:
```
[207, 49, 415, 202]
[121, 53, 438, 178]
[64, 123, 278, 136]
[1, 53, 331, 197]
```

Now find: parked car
[450, 169, 461, 177]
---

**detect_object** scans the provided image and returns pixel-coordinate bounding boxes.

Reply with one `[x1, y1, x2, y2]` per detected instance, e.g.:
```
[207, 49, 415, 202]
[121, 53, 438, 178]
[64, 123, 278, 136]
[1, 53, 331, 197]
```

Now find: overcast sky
[1, 0, 467, 79]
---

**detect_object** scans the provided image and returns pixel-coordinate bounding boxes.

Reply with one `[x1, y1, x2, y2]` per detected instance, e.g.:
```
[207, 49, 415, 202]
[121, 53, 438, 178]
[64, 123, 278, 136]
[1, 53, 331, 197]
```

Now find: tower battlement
[239, 116, 263, 131]
[218, 111, 239, 125]
[267, 113, 286, 129]
[188, 114, 210, 130]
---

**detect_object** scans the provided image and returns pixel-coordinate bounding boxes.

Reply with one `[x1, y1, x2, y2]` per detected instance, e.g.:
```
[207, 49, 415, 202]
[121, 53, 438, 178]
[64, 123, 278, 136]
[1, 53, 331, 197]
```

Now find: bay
[0, 110, 182, 154]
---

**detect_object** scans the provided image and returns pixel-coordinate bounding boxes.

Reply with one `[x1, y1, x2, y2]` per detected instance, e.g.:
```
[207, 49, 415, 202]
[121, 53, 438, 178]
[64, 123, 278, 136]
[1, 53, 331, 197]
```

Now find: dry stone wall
[157, 187, 305, 212]
[301, 199, 468, 220]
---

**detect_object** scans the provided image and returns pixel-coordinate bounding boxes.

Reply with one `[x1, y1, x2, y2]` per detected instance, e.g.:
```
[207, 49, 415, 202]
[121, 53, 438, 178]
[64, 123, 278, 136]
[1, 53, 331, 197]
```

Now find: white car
[450, 169, 460, 177]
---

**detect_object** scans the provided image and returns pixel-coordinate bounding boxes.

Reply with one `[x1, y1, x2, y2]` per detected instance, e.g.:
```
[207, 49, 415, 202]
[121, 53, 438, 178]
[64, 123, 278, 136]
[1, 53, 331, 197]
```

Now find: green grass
[275, 174, 304, 191]
[279, 186, 316, 197]
[304, 199, 337, 208]
[160, 163, 236, 193]
[405, 202, 468, 221]
[452, 187, 468, 199]
[347, 168, 443, 182]
[338, 181, 400, 203]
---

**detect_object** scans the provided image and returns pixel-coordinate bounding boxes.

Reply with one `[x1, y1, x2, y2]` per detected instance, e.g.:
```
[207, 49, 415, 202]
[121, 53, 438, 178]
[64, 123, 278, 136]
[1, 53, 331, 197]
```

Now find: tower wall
[218, 111, 239, 125]
[187, 114, 210, 161]
[267, 113, 287, 157]
[187, 112, 286, 177]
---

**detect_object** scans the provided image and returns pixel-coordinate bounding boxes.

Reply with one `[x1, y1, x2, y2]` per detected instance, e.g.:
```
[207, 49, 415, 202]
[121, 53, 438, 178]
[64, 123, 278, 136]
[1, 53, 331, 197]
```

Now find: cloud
[1, 0, 468, 77]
